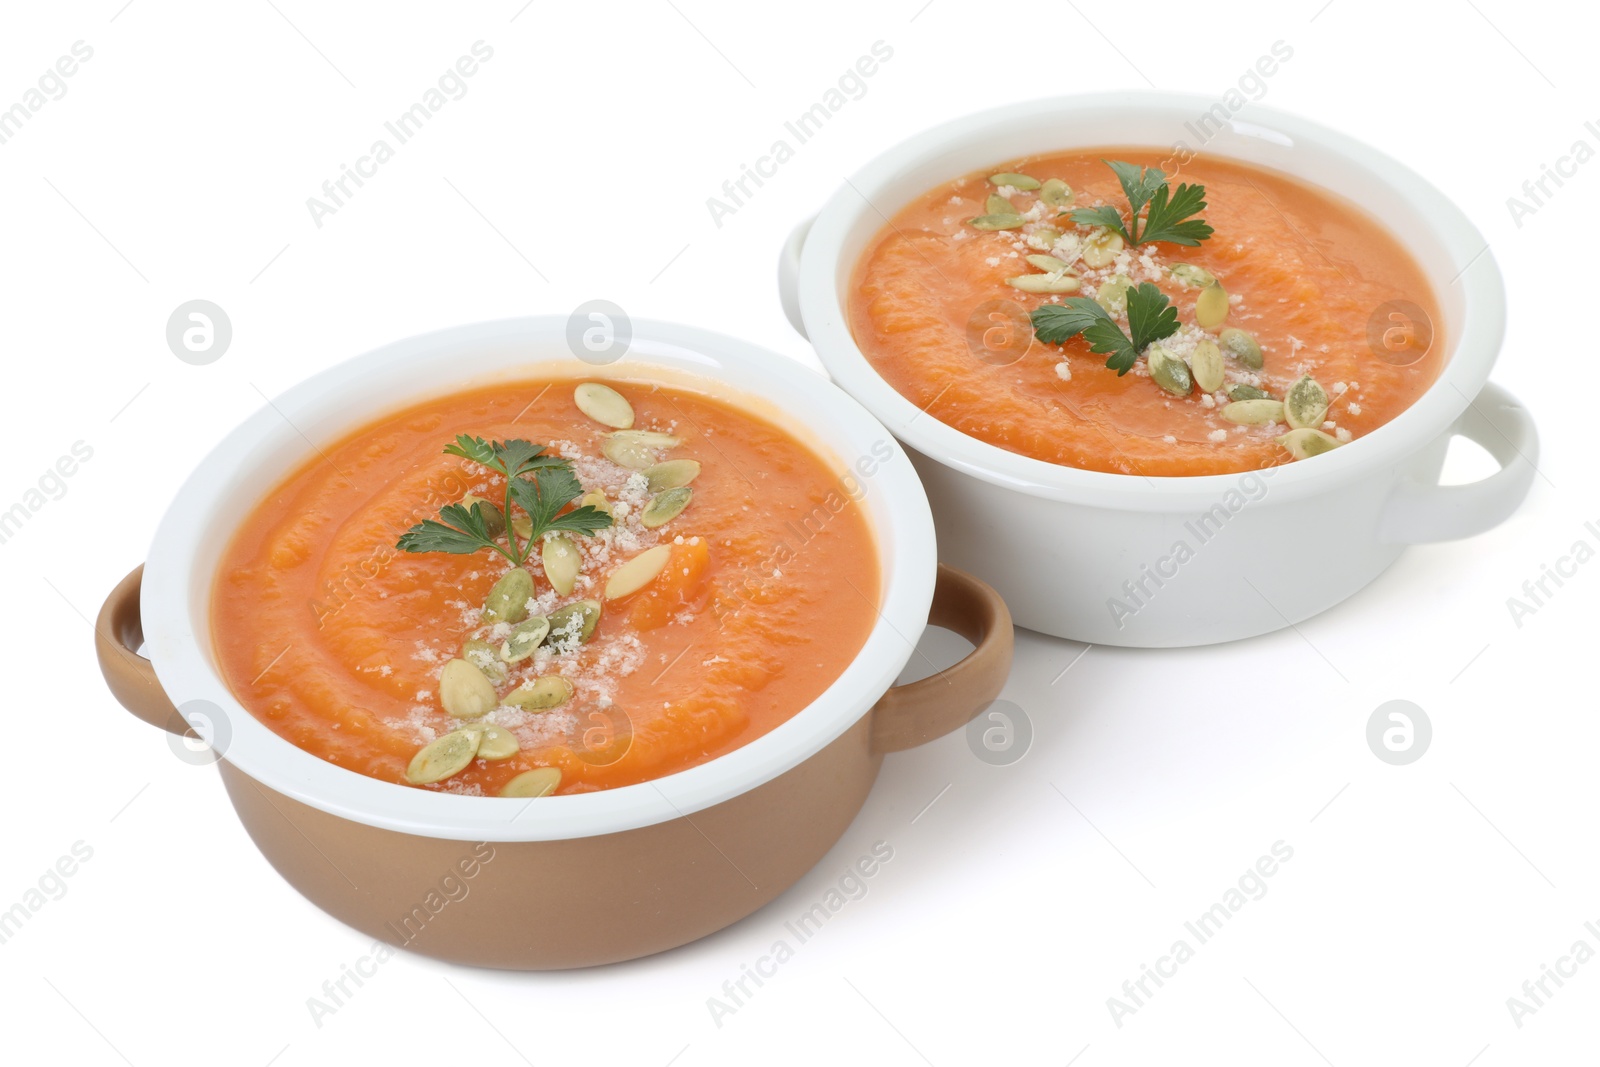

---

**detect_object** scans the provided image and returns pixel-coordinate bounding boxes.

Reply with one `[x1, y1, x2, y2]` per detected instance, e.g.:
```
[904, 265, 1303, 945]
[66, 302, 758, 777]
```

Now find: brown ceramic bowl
[95, 318, 1013, 969]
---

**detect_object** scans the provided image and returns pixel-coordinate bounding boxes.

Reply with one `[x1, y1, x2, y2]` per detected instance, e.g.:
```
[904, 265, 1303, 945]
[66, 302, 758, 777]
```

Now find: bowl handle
[96, 565, 185, 736]
[1378, 381, 1539, 544]
[869, 564, 1015, 755]
[777, 215, 814, 340]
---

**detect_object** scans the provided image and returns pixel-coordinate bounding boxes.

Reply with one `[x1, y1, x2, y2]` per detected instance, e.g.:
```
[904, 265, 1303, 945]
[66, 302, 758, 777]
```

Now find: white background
[1, 1, 1595, 1064]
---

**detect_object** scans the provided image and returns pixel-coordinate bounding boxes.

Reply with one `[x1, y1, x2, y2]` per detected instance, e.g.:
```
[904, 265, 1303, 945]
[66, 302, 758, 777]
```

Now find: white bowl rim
[797, 90, 1506, 508]
[140, 317, 937, 842]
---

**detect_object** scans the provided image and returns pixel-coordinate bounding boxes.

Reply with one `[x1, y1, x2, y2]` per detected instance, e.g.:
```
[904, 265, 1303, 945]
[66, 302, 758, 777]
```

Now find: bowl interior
[143, 318, 936, 841]
[802, 93, 1502, 503]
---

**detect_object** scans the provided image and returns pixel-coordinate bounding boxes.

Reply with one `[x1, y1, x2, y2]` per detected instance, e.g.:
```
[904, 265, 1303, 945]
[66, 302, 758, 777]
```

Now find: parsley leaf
[1028, 282, 1179, 375]
[399, 435, 613, 565]
[1069, 159, 1211, 248]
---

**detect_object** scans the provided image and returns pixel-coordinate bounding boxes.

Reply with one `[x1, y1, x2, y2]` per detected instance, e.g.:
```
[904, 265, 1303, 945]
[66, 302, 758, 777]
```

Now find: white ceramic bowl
[780, 92, 1538, 646]
[140, 317, 944, 841]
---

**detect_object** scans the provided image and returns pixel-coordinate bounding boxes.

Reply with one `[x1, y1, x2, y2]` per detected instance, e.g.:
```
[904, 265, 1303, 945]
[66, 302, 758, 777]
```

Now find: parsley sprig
[396, 435, 612, 565]
[1030, 283, 1179, 375]
[1070, 160, 1213, 248]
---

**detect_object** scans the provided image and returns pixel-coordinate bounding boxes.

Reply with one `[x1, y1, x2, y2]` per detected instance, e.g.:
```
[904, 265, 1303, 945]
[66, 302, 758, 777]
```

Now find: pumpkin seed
[641, 487, 693, 528]
[541, 534, 581, 596]
[500, 767, 561, 798]
[462, 639, 508, 684]
[1080, 230, 1124, 268]
[603, 430, 681, 470]
[1196, 283, 1230, 329]
[459, 494, 505, 539]
[511, 515, 532, 541]
[463, 723, 519, 760]
[1190, 340, 1225, 393]
[579, 490, 612, 517]
[504, 675, 574, 711]
[1007, 273, 1081, 294]
[1169, 263, 1216, 289]
[1219, 327, 1263, 369]
[1024, 226, 1062, 251]
[1040, 178, 1074, 208]
[645, 459, 700, 492]
[573, 382, 634, 429]
[1229, 383, 1270, 402]
[1025, 254, 1074, 274]
[985, 194, 1014, 216]
[989, 172, 1040, 190]
[482, 568, 533, 624]
[544, 600, 601, 646]
[405, 729, 481, 785]
[1284, 375, 1330, 430]
[605, 544, 671, 599]
[1278, 427, 1343, 460]
[1220, 398, 1286, 425]
[1145, 345, 1193, 397]
[1094, 274, 1133, 314]
[440, 658, 499, 719]
[968, 213, 1025, 231]
[500, 616, 552, 663]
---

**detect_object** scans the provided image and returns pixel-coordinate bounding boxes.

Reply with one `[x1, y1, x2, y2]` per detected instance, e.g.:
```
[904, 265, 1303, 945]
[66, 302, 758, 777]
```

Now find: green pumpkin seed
[544, 600, 601, 646]
[645, 459, 700, 492]
[500, 767, 561, 798]
[989, 172, 1040, 190]
[459, 494, 505, 539]
[579, 490, 612, 517]
[1228, 383, 1270, 402]
[641, 487, 693, 528]
[482, 568, 533, 624]
[440, 658, 499, 719]
[1040, 178, 1074, 208]
[1220, 398, 1286, 425]
[985, 194, 1014, 216]
[1007, 273, 1081, 294]
[462, 723, 519, 760]
[461, 639, 508, 685]
[541, 534, 581, 596]
[1195, 283, 1230, 329]
[1025, 254, 1074, 274]
[1278, 427, 1343, 460]
[1189, 340, 1224, 393]
[1284, 376, 1330, 430]
[968, 214, 1025, 231]
[1169, 263, 1216, 289]
[573, 382, 634, 429]
[1024, 226, 1062, 251]
[405, 729, 481, 785]
[511, 515, 532, 541]
[603, 430, 681, 470]
[504, 675, 573, 711]
[1146, 345, 1193, 397]
[1080, 230, 1124, 269]
[605, 544, 671, 599]
[500, 616, 552, 663]
[1219, 327, 1263, 369]
[1094, 274, 1133, 314]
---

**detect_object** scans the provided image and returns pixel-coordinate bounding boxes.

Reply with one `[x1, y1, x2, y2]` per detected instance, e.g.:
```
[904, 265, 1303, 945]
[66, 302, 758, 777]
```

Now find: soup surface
[848, 149, 1444, 475]
[212, 378, 880, 796]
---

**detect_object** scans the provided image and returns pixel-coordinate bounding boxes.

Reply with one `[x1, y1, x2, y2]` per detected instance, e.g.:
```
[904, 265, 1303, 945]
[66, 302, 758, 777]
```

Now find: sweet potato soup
[212, 378, 879, 797]
[849, 149, 1444, 475]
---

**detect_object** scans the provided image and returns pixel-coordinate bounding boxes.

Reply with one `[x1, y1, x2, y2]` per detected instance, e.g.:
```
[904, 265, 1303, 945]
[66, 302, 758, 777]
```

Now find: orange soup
[849, 149, 1444, 475]
[212, 378, 880, 797]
